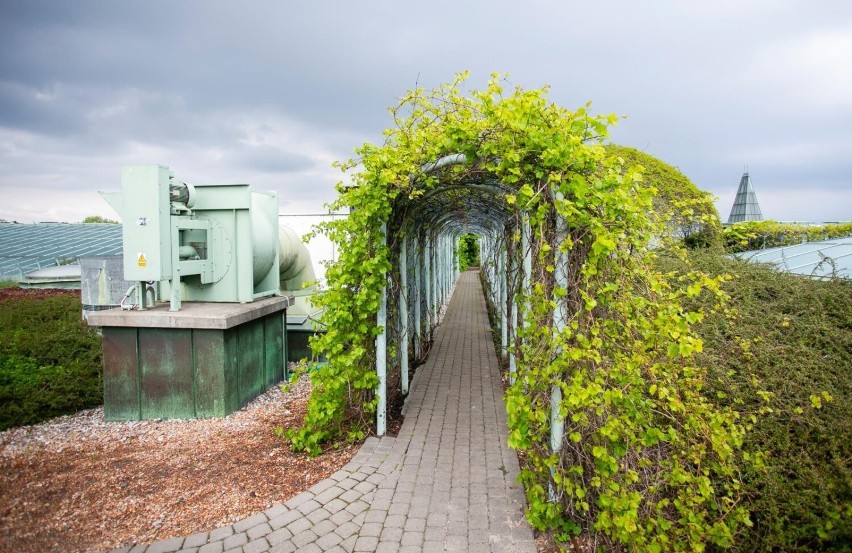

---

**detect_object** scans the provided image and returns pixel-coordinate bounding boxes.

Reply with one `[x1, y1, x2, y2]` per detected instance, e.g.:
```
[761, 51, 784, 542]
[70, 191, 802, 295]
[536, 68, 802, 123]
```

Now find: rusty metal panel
[223, 327, 240, 413]
[139, 328, 194, 419]
[102, 327, 140, 421]
[193, 329, 226, 417]
[237, 318, 264, 407]
[264, 313, 284, 386]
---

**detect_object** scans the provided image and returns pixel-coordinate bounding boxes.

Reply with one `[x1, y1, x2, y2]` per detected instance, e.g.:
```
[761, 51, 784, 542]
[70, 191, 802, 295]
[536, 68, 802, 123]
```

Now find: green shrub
[605, 144, 722, 247]
[723, 220, 852, 253]
[0, 292, 103, 430]
[657, 250, 852, 551]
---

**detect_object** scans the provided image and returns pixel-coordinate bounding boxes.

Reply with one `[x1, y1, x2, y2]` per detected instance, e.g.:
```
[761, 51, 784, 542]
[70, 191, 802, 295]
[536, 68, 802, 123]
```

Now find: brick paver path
[110, 271, 535, 553]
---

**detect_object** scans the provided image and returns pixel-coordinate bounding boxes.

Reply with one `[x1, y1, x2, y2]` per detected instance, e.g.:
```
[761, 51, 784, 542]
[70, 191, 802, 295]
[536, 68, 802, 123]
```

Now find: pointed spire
[727, 172, 763, 223]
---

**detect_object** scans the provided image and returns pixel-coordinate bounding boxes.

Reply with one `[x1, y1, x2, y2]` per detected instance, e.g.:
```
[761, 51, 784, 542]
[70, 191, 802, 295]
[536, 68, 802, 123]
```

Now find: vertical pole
[500, 246, 508, 358]
[400, 235, 409, 394]
[424, 235, 432, 339]
[414, 236, 422, 359]
[376, 222, 387, 437]
[430, 235, 437, 328]
[522, 217, 532, 326]
[549, 194, 568, 500]
[508, 244, 517, 384]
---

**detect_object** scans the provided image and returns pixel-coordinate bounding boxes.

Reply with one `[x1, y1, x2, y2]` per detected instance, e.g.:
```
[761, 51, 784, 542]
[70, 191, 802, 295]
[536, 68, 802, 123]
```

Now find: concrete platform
[88, 295, 294, 330]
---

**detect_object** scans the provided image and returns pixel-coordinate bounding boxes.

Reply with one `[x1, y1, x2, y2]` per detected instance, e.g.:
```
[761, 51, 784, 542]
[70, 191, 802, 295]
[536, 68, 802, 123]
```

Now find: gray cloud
[1, 0, 851, 222]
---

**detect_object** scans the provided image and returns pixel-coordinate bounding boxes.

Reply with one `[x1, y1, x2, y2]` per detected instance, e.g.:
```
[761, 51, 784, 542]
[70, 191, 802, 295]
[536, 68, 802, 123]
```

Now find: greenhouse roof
[735, 236, 852, 279]
[0, 222, 122, 280]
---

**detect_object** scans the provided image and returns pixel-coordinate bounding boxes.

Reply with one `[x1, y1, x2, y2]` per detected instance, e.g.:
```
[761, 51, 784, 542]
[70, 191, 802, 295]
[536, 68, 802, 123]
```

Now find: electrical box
[102, 164, 280, 310]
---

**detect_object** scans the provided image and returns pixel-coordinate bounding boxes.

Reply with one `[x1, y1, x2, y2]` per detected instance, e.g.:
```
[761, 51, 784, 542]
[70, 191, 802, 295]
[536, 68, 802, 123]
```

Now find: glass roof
[0, 222, 122, 280]
[735, 236, 852, 279]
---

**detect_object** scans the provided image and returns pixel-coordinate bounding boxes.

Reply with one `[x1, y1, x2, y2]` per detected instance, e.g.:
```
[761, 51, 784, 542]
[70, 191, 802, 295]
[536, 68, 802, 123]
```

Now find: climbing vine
[290, 73, 751, 550]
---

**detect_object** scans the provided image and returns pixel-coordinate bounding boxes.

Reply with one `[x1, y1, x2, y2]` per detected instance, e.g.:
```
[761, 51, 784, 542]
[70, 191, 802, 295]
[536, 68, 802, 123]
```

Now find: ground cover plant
[0, 288, 103, 430]
[656, 250, 852, 551]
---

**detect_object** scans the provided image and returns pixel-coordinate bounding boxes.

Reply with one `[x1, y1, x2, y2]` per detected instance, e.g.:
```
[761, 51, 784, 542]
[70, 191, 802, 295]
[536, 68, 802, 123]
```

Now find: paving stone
[234, 513, 269, 533]
[359, 521, 383, 538]
[309, 477, 337, 495]
[334, 521, 359, 540]
[246, 522, 272, 540]
[284, 516, 311, 535]
[422, 542, 444, 553]
[387, 502, 409, 516]
[129, 546, 149, 553]
[379, 526, 403, 542]
[198, 542, 223, 553]
[283, 491, 314, 510]
[208, 526, 234, 542]
[353, 536, 380, 552]
[344, 499, 368, 516]
[312, 519, 337, 536]
[242, 537, 270, 553]
[423, 526, 446, 542]
[401, 530, 425, 547]
[183, 532, 209, 548]
[364, 509, 387, 524]
[306, 507, 331, 524]
[267, 540, 295, 553]
[265, 527, 293, 546]
[384, 513, 406, 529]
[375, 542, 400, 553]
[336, 478, 359, 491]
[339, 535, 357, 552]
[315, 531, 343, 549]
[176, 548, 198, 553]
[329, 509, 354, 525]
[403, 517, 426, 533]
[268, 510, 300, 530]
[290, 529, 318, 549]
[222, 532, 247, 550]
[296, 499, 322, 516]
[324, 497, 348, 515]
[147, 538, 184, 553]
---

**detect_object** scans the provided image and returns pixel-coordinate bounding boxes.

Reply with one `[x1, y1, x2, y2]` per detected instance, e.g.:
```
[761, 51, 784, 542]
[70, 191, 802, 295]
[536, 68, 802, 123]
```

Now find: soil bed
[0, 375, 358, 553]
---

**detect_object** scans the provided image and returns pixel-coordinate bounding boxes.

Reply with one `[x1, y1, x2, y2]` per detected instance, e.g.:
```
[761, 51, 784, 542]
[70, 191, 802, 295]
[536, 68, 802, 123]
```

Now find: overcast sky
[1, 0, 850, 224]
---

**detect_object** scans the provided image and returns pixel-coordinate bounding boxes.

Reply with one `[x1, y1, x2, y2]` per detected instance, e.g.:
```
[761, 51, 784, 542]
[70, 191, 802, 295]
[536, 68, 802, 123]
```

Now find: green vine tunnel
[300, 78, 750, 547]
[376, 153, 556, 449]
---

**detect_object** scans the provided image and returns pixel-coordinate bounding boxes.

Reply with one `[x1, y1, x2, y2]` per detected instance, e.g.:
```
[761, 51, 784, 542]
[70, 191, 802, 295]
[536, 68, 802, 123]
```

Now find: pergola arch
[373, 154, 541, 438]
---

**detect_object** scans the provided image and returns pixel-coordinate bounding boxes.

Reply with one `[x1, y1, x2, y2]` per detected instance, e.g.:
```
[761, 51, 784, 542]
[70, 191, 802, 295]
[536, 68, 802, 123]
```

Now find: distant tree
[457, 234, 480, 271]
[81, 215, 119, 224]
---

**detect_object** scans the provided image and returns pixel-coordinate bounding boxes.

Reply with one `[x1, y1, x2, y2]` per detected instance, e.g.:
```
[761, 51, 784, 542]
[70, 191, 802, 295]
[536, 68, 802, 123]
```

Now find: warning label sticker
[137, 253, 147, 268]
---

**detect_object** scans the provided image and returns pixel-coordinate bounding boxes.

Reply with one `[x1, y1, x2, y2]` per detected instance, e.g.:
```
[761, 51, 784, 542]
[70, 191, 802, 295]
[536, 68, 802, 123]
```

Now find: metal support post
[414, 237, 422, 359]
[376, 223, 388, 437]
[549, 194, 568, 501]
[400, 235, 409, 394]
[500, 247, 508, 358]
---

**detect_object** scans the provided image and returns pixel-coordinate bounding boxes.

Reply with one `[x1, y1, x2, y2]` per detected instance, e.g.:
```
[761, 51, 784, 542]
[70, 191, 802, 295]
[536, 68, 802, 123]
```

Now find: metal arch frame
[373, 153, 558, 462]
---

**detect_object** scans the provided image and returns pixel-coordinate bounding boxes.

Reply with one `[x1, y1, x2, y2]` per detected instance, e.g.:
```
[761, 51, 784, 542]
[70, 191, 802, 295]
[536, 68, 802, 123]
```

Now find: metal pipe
[549, 193, 569, 501]
[400, 235, 409, 394]
[500, 247, 508, 358]
[376, 222, 388, 436]
[414, 237, 422, 359]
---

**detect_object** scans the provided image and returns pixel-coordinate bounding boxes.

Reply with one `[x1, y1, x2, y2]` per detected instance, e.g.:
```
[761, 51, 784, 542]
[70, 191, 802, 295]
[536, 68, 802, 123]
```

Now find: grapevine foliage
[290, 73, 751, 550]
